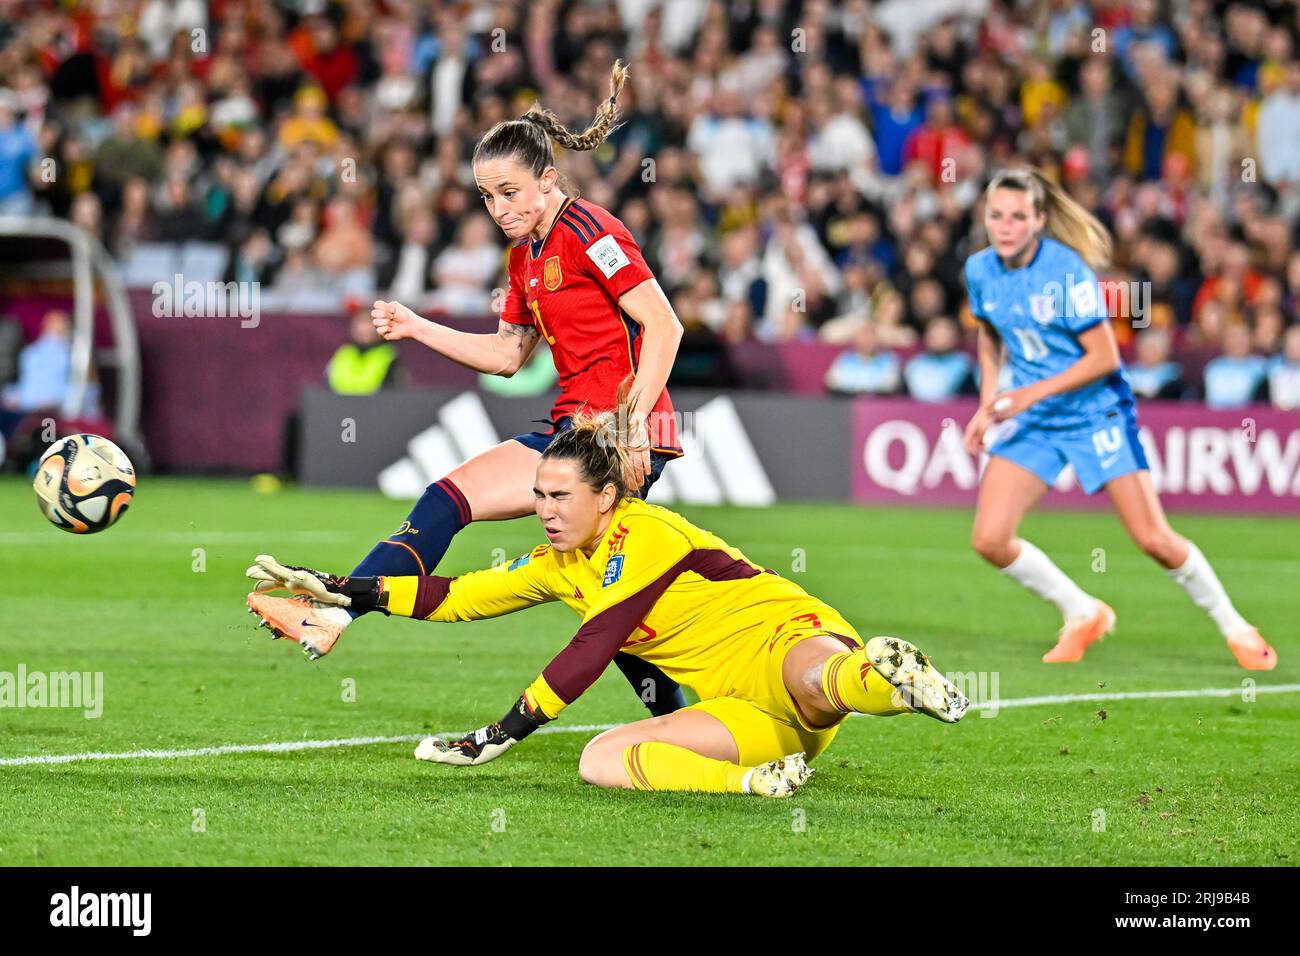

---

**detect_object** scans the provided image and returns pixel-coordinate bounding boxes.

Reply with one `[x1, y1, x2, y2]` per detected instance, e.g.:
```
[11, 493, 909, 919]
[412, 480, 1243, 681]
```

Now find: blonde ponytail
[542, 376, 643, 502]
[986, 167, 1113, 270]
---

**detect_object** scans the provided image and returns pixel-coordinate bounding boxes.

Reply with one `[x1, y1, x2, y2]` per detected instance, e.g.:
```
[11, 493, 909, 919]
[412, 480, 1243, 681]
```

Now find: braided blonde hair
[541, 377, 642, 503]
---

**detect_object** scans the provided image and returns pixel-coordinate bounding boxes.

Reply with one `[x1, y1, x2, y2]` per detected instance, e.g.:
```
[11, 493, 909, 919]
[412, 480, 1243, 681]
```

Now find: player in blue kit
[962, 168, 1276, 670]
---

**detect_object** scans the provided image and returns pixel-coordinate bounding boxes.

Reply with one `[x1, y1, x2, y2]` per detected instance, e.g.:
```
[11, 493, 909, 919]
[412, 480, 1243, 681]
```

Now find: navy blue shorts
[511, 418, 673, 499]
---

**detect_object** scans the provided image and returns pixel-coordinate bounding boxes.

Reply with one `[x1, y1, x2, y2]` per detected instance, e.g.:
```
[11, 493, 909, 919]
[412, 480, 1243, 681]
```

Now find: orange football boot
[1042, 600, 1116, 663]
[247, 592, 344, 661]
[1226, 629, 1278, 671]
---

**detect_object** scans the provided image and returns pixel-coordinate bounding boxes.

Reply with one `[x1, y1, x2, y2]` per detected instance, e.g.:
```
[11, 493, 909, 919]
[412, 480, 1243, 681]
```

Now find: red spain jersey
[501, 196, 682, 455]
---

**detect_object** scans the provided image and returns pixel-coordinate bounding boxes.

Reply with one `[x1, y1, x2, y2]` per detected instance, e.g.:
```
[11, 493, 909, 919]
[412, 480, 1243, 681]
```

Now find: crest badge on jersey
[602, 553, 625, 588]
[543, 255, 563, 291]
[1029, 293, 1056, 326]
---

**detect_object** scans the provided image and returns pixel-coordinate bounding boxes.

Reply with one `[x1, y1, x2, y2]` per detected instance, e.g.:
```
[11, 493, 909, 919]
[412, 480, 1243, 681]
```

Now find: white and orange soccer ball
[33, 434, 136, 534]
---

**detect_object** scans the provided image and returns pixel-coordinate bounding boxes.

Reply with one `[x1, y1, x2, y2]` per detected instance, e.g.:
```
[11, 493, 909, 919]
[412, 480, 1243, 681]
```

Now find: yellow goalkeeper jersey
[385, 496, 855, 720]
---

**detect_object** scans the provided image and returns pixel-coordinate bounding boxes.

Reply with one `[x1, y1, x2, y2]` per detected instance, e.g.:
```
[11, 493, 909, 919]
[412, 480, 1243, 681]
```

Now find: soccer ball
[33, 434, 136, 534]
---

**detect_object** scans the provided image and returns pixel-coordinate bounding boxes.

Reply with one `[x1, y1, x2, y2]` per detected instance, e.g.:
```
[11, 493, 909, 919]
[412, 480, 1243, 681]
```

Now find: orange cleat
[246, 592, 345, 661]
[1042, 600, 1116, 663]
[1226, 629, 1277, 671]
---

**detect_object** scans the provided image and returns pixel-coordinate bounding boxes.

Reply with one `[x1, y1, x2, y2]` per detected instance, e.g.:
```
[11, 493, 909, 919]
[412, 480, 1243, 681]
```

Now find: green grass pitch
[0, 476, 1296, 866]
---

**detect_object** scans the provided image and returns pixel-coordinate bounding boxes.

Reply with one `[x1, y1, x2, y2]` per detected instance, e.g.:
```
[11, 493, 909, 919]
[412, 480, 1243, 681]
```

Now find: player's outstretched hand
[414, 723, 519, 766]
[371, 299, 422, 341]
[245, 554, 353, 607]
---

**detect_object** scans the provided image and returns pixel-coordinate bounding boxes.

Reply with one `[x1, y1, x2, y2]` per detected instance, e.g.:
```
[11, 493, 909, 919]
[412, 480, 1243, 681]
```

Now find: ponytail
[472, 61, 629, 177]
[541, 377, 642, 503]
[522, 59, 628, 152]
[986, 166, 1113, 270]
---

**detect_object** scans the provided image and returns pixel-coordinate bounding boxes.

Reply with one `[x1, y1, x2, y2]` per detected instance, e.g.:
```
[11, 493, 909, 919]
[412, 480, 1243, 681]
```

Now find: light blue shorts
[988, 405, 1149, 494]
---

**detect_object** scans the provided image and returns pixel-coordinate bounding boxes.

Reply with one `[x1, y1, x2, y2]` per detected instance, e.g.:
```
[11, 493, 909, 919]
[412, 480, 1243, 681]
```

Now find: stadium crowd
[1, 0, 1300, 408]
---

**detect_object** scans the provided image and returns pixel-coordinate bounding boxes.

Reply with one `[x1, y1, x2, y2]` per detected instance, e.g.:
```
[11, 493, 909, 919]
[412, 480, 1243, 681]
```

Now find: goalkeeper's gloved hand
[245, 554, 387, 613]
[414, 694, 549, 766]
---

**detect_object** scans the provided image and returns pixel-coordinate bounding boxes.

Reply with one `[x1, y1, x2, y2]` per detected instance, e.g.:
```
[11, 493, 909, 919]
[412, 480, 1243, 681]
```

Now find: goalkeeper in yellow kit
[246, 409, 969, 797]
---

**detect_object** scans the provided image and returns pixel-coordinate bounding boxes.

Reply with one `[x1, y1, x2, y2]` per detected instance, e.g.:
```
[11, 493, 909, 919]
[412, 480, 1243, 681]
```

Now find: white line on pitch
[2, 688, 1297, 768]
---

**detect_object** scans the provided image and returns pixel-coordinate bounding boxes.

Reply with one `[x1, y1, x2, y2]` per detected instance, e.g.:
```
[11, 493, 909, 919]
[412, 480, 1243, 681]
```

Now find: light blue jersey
[966, 237, 1147, 494]
[964, 236, 1134, 430]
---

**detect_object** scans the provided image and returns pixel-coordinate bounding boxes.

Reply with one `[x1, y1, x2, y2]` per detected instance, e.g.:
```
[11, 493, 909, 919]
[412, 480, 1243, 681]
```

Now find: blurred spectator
[326, 302, 405, 396]
[225, 228, 281, 287]
[290, 16, 359, 105]
[279, 86, 340, 151]
[902, 95, 971, 188]
[1113, 0, 1178, 79]
[1257, 61, 1300, 219]
[313, 196, 373, 275]
[759, 207, 841, 340]
[865, 80, 925, 177]
[1128, 328, 1185, 400]
[137, 0, 207, 62]
[904, 317, 973, 402]
[668, 275, 738, 388]
[1202, 324, 1268, 408]
[717, 226, 766, 319]
[871, 288, 918, 349]
[807, 86, 876, 180]
[1194, 85, 1251, 214]
[156, 176, 208, 243]
[93, 103, 164, 207]
[110, 177, 158, 257]
[825, 321, 901, 396]
[1268, 325, 1300, 411]
[1125, 70, 1197, 183]
[1062, 58, 1126, 179]
[1252, 306, 1286, 354]
[1193, 241, 1265, 336]
[0, 310, 83, 442]
[429, 216, 501, 316]
[686, 82, 776, 200]
[380, 207, 441, 303]
[0, 90, 35, 215]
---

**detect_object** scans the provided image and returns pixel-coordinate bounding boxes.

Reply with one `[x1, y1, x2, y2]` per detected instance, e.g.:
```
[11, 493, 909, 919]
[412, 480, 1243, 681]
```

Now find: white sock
[1168, 541, 1249, 637]
[1000, 539, 1097, 622]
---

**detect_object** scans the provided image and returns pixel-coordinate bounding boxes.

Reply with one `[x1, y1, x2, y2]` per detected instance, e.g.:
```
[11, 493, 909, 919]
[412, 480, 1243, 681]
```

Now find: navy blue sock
[346, 478, 471, 619]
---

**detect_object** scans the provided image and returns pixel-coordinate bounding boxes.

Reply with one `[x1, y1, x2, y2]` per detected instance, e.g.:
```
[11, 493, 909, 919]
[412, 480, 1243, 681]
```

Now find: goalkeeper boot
[865, 635, 969, 723]
[246, 592, 348, 661]
[745, 753, 813, 798]
[1042, 600, 1115, 663]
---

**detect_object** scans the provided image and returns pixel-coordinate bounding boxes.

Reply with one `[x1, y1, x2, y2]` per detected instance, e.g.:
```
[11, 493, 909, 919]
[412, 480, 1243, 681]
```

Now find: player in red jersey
[247, 62, 692, 716]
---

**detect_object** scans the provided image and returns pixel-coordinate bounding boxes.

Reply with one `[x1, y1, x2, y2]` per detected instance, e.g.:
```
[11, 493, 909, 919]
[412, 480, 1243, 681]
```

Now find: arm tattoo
[499, 320, 540, 344]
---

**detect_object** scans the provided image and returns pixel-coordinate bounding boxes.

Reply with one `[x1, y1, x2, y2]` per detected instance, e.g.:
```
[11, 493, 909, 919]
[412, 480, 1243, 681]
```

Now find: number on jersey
[1011, 327, 1049, 362]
